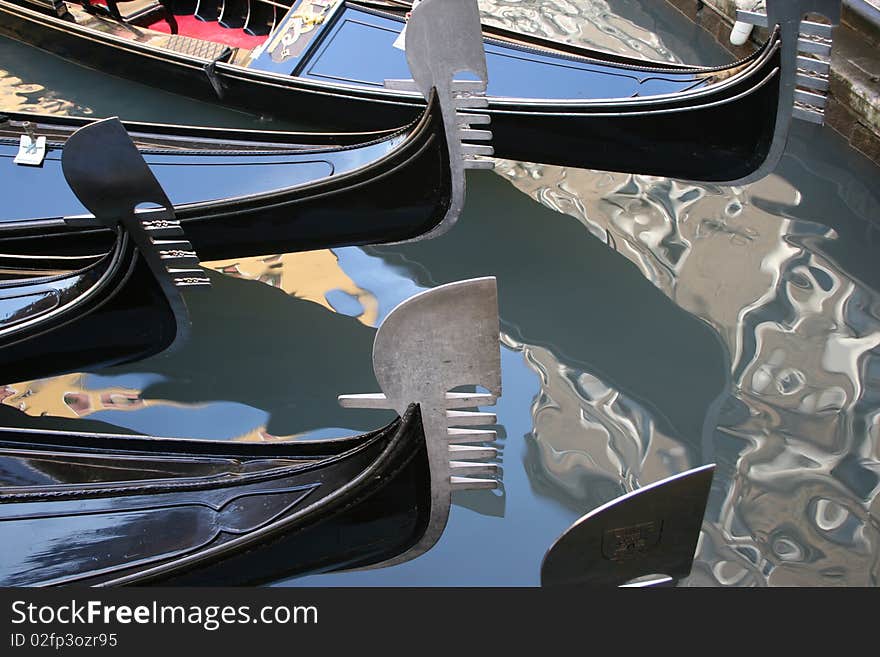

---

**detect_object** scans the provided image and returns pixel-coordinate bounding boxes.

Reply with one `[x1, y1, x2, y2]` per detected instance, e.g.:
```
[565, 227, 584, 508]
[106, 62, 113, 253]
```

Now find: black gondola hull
[0, 405, 431, 586]
[0, 93, 452, 260]
[0, 0, 783, 180]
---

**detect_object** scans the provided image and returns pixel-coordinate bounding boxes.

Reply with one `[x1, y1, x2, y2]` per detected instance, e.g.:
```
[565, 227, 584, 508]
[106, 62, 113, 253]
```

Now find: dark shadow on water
[370, 169, 731, 462]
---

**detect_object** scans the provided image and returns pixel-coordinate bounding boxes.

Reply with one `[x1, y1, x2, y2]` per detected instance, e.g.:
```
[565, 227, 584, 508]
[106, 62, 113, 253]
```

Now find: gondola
[0, 273, 503, 586]
[541, 464, 715, 587]
[0, 0, 493, 258]
[0, 0, 840, 181]
[0, 116, 504, 586]
[0, 117, 209, 383]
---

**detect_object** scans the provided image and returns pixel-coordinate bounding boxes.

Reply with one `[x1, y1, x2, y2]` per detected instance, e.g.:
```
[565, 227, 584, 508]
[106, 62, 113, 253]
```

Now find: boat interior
[51, 0, 753, 99]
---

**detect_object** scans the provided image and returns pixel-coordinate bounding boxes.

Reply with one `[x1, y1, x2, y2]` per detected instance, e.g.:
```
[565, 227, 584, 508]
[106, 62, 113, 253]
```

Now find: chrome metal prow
[61, 117, 209, 350]
[730, 1, 840, 184]
[541, 464, 715, 588]
[339, 277, 502, 567]
[384, 0, 493, 240]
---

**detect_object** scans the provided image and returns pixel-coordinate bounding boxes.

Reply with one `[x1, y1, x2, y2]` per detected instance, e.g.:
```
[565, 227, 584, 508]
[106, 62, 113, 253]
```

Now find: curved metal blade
[541, 464, 715, 587]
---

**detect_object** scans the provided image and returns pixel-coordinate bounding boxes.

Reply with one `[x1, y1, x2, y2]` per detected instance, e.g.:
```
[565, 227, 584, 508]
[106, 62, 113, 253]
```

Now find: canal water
[1, 0, 878, 586]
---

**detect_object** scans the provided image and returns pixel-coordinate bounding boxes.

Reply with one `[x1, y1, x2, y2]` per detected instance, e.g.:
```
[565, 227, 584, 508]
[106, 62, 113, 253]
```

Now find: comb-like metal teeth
[797, 54, 831, 75]
[793, 105, 826, 123]
[447, 409, 496, 426]
[382, 78, 420, 92]
[799, 19, 833, 38]
[162, 256, 202, 271]
[338, 392, 391, 409]
[798, 36, 832, 56]
[449, 444, 498, 460]
[462, 143, 494, 157]
[459, 128, 492, 141]
[447, 427, 497, 443]
[450, 461, 498, 477]
[453, 95, 489, 109]
[735, 9, 768, 27]
[143, 222, 209, 288]
[457, 113, 491, 127]
[444, 391, 497, 408]
[795, 88, 827, 108]
[463, 159, 495, 170]
[141, 219, 185, 240]
[169, 272, 212, 287]
[339, 392, 497, 409]
[450, 79, 487, 92]
[450, 475, 499, 491]
[797, 71, 830, 91]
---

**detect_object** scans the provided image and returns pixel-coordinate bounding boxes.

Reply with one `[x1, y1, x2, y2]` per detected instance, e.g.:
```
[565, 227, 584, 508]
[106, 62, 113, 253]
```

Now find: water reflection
[1, 1, 878, 585]
[487, 120, 880, 585]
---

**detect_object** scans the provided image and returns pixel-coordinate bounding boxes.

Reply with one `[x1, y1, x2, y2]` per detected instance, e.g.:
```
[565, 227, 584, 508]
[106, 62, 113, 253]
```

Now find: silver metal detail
[447, 427, 497, 443]
[728, 0, 841, 185]
[797, 36, 833, 55]
[383, 0, 492, 242]
[797, 54, 831, 74]
[159, 249, 198, 260]
[799, 19, 835, 38]
[793, 105, 827, 123]
[795, 88, 828, 107]
[339, 277, 502, 568]
[735, 9, 769, 27]
[13, 123, 46, 166]
[449, 444, 498, 460]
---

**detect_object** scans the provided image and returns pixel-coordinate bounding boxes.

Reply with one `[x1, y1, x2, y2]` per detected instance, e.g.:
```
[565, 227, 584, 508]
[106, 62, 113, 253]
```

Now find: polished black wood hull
[0, 0, 783, 181]
[0, 404, 431, 586]
[0, 232, 180, 384]
[0, 93, 452, 259]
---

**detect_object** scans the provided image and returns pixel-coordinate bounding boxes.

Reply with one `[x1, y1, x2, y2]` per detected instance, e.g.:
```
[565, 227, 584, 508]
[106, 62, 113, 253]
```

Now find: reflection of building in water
[0, 67, 90, 116]
[3, 249, 379, 442]
[477, 0, 678, 62]
[204, 251, 378, 327]
[495, 159, 880, 586]
[514, 336, 692, 510]
[1, 375, 150, 419]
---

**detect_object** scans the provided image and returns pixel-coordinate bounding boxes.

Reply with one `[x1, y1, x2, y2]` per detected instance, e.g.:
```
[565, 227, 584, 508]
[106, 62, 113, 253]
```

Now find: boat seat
[81, 0, 178, 33]
[163, 33, 230, 60]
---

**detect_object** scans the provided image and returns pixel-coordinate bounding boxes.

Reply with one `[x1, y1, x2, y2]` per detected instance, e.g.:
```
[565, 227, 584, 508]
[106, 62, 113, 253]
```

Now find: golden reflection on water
[0, 68, 91, 116]
[1, 250, 377, 440]
[203, 251, 378, 327]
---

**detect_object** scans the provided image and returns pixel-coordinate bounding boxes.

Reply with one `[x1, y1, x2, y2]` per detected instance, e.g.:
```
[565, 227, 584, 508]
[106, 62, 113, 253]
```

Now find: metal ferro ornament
[340, 277, 503, 567]
[726, 0, 841, 185]
[386, 0, 494, 241]
[541, 464, 716, 587]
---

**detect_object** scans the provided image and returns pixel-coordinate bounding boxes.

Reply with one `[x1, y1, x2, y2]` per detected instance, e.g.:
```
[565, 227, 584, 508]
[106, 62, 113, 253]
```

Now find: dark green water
[1, 0, 879, 586]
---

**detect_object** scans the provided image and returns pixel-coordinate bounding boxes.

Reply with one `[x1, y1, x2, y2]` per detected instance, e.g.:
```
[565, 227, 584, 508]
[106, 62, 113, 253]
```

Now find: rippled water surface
[1, 0, 878, 586]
